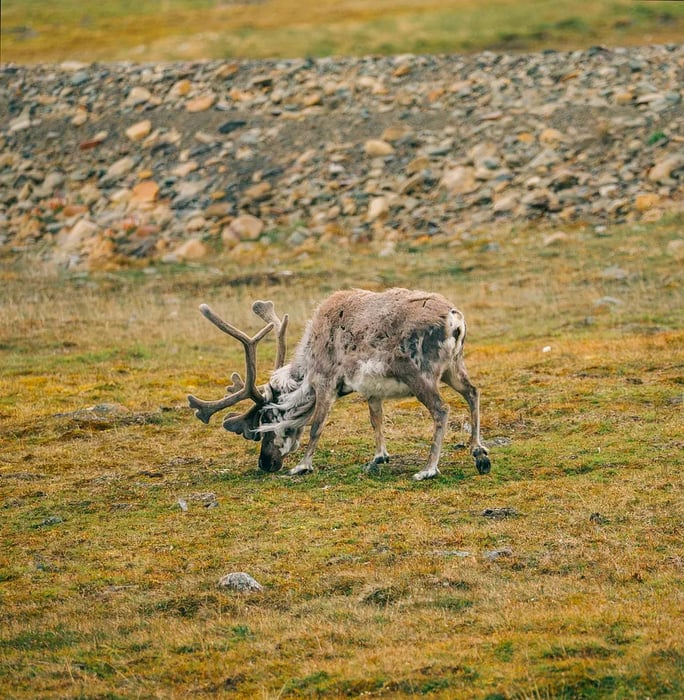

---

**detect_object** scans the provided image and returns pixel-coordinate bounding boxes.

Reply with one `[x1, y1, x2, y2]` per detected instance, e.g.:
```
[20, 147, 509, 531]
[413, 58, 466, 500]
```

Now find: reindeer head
[187, 300, 292, 472]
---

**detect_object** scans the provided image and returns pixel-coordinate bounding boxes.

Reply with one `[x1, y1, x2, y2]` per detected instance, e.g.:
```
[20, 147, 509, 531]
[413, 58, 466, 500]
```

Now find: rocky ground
[1, 44, 683, 269]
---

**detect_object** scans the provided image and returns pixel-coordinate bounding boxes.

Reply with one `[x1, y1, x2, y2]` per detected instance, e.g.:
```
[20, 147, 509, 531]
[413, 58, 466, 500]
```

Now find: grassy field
[2, 0, 683, 63]
[1, 217, 683, 698]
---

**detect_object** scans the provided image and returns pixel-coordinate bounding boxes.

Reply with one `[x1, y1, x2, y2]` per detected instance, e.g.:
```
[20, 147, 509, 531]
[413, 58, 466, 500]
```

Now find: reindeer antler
[252, 300, 289, 369]
[187, 304, 274, 424]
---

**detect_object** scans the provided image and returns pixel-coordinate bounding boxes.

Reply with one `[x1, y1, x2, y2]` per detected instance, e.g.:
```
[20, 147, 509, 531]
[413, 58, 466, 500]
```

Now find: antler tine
[252, 300, 289, 369]
[187, 304, 274, 424]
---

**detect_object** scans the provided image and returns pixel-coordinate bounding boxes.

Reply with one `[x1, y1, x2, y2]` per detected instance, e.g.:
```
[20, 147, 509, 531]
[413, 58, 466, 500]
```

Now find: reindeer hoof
[362, 455, 389, 475]
[412, 468, 440, 481]
[286, 464, 314, 477]
[473, 447, 491, 475]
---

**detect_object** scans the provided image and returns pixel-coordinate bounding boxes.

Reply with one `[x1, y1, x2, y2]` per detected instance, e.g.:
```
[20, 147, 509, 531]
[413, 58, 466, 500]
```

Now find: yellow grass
[2, 0, 683, 63]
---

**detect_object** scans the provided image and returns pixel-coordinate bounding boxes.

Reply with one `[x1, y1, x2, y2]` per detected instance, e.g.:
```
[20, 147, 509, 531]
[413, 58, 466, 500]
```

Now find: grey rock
[218, 572, 264, 592]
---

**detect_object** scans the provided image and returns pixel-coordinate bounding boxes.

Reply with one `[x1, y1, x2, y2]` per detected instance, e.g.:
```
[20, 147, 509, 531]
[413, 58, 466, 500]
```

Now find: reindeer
[188, 288, 490, 480]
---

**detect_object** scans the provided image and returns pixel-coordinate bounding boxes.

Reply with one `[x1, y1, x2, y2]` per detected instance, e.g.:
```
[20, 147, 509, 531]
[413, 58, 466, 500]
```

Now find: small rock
[58, 402, 131, 428]
[125, 120, 152, 141]
[648, 153, 684, 183]
[406, 155, 430, 175]
[481, 507, 520, 519]
[218, 572, 263, 592]
[440, 166, 478, 195]
[71, 107, 88, 127]
[226, 214, 264, 240]
[218, 119, 247, 134]
[539, 127, 564, 144]
[172, 161, 199, 178]
[79, 131, 108, 150]
[601, 265, 629, 281]
[244, 181, 272, 201]
[364, 139, 394, 157]
[130, 180, 159, 204]
[186, 94, 215, 113]
[173, 180, 207, 205]
[60, 218, 99, 252]
[493, 192, 518, 213]
[101, 156, 135, 184]
[36, 516, 64, 528]
[367, 196, 390, 222]
[169, 79, 192, 98]
[9, 107, 33, 132]
[483, 548, 513, 562]
[164, 238, 208, 262]
[381, 125, 411, 142]
[125, 86, 152, 107]
[634, 193, 660, 212]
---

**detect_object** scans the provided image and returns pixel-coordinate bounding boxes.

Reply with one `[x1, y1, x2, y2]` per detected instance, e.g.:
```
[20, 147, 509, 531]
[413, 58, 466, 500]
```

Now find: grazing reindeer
[188, 288, 490, 480]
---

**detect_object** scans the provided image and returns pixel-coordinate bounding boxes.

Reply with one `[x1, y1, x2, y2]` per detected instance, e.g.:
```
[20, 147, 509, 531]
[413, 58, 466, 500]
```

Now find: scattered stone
[440, 166, 478, 195]
[164, 238, 208, 262]
[79, 131, 108, 150]
[101, 156, 136, 184]
[71, 107, 88, 127]
[634, 193, 660, 211]
[56, 402, 132, 428]
[648, 152, 684, 183]
[9, 107, 33, 132]
[539, 127, 565, 144]
[483, 548, 513, 562]
[601, 265, 629, 281]
[227, 214, 264, 239]
[35, 516, 64, 528]
[59, 219, 99, 252]
[1, 45, 682, 268]
[218, 119, 247, 134]
[244, 181, 272, 201]
[368, 196, 390, 221]
[186, 94, 215, 112]
[218, 572, 263, 592]
[131, 180, 159, 204]
[481, 507, 520, 519]
[125, 86, 152, 107]
[125, 119, 152, 141]
[364, 139, 394, 157]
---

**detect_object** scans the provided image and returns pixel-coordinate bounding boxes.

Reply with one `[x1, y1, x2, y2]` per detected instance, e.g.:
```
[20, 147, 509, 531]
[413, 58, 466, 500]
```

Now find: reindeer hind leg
[443, 359, 490, 475]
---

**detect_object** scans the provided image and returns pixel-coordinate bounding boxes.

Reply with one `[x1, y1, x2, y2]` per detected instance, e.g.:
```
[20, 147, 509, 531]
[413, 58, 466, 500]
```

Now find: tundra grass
[1, 217, 683, 698]
[2, 0, 683, 64]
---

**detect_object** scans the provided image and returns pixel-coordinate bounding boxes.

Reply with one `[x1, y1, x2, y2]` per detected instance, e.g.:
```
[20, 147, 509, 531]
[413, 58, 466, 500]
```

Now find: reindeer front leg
[363, 397, 390, 474]
[286, 386, 336, 476]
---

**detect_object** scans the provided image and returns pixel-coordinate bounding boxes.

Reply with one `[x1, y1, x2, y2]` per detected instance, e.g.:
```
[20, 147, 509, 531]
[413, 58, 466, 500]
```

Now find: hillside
[1, 44, 683, 269]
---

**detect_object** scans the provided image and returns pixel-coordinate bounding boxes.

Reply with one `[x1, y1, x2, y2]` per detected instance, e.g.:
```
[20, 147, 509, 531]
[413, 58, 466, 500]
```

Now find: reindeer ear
[223, 405, 262, 441]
